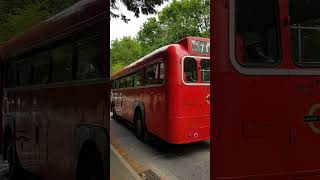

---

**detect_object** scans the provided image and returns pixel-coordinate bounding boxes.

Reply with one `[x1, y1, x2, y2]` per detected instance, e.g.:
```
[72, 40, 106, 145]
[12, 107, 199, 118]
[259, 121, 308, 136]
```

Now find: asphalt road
[110, 116, 210, 180]
[0, 160, 40, 180]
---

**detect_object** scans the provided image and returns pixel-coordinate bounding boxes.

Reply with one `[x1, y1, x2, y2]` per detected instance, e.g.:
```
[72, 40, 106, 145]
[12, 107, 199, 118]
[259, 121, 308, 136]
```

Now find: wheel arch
[75, 124, 109, 179]
[133, 101, 146, 126]
[2, 115, 15, 160]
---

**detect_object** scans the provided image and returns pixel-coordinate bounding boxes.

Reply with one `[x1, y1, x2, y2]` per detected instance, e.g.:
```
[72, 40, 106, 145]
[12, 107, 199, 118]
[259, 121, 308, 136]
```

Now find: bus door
[0, 62, 3, 153]
[15, 61, 42, 173]
[212, 0, 290, 178]
[288, 0, 320, 174]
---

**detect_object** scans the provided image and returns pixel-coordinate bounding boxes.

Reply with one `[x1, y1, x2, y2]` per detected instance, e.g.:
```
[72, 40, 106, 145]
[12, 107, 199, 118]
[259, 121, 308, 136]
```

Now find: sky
[110, 1, 171, 44]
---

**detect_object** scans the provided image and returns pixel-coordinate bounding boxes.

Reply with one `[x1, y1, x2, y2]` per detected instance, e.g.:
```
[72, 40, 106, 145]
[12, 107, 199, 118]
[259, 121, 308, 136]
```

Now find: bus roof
[111, 36, 209, 80]
[1, 0, 106, 60]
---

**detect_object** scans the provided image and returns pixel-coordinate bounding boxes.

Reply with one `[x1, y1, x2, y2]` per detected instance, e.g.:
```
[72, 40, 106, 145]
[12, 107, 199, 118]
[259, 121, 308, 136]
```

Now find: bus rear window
[183, 57, 198, 83]
[290, 0, 320, 65]
[200, 59, 210, 83]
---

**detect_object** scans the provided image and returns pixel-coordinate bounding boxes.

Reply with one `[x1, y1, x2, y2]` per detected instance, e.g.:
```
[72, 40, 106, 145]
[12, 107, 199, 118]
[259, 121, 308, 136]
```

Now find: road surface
[0, 159, 40, 180]
[110, 115, 210, 180]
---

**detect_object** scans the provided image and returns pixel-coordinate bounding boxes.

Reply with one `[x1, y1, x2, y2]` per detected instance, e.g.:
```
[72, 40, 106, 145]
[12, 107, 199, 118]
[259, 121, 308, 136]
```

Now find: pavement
[110, 116, 210, 180]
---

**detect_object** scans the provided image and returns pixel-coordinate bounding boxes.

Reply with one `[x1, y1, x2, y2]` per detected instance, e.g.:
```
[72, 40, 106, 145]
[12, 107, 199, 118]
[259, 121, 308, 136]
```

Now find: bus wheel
[112, 105, 117, 118]
[135, 110, 147, 141]
[77, 147, 104, 180]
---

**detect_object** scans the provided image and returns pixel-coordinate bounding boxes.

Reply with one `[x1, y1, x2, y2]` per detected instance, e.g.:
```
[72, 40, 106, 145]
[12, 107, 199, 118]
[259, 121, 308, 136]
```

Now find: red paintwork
[2, 0, 106, 59]
[111, 37, 210, 144]
[212, 0, 320, 179]
[1, 0, 108, 179]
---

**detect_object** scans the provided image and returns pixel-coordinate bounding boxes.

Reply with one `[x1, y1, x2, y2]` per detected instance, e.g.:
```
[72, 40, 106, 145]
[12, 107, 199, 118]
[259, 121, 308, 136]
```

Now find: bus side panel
[13, 90, 41, 174]
[289, 76, 320, 174]
[0, 63, 3, 153]
[212, 0, 289, 179]
[44, 83, 107, 180]
[143, 86, 167, 140]
[213, 74, 290, 179]
[121, 89, 135, 123]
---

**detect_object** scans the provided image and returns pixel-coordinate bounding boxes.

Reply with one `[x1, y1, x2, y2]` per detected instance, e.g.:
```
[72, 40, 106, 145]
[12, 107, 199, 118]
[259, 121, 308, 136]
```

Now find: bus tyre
[135, 110, 148, 142]
[112, 105, 117, 118]
[77, 149, 104, 180]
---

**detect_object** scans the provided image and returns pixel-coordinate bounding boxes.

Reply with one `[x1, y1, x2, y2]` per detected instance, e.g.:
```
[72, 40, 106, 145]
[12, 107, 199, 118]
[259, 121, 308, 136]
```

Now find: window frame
[289, 1, 320, 67]
[113, 59, 165, 90]
[125, 75, 134, 88]
[233, 0, 282, 68]
[16, 58, 33, 87]
[228, 0, 297, 76]
[181, 56, 210, 86]
[200, 58, 211, 83]
[144, 63, 159, 86]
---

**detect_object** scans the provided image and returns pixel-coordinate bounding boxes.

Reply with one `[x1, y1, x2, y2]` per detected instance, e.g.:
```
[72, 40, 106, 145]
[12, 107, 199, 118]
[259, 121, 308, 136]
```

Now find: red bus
[1, 0, 109, 179]
[212, 0, 320, 179]
[111, 37, 210, 144]
[0, 47, 3, 154]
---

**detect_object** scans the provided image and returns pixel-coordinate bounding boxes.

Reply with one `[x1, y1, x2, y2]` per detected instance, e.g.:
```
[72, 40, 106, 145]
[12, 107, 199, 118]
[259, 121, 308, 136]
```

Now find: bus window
[52, 44, 73, 83]
[115, 79, 120, 89]
[126, 75, 134, 87]
[145, 64, 158, 85]
[290, 0, 320, 65]
[183, 57, 198, 83]
[32, 51, 50, 85]
[235, 0, 280, 66]
[134, 70, 144, 87]
[119, 78, 125, 88]
[159, 62, 165, 84]
[6, 61, 16, 88]
[76, 34, 102, 80]
[17, 59, 32, 86]
[200, 59, 210, 83]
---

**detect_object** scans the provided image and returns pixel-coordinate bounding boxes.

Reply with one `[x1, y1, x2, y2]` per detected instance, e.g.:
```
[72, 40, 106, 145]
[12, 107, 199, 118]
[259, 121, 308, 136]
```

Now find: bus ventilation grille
[138, 169, 161, 180]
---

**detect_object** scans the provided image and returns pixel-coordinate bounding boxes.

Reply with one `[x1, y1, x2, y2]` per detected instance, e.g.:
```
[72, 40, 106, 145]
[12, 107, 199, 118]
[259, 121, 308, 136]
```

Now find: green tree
[110, 0, 210, 73]
[0, 0, 75, 44]
[137, 0, 209, 52]
[110, 36, 144, 74]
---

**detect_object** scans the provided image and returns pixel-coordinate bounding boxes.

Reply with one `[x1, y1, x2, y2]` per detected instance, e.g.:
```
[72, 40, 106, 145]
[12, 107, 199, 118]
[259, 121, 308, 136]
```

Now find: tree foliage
[111, 0, 210, 75]
[110, 0, 168, 22]
[137, 0, 210, 52]
[110, 36, 145, 74]
[0, 0, 74, 44]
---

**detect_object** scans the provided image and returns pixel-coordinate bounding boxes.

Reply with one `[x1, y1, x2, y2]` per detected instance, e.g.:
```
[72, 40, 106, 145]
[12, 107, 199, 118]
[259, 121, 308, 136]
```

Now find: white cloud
[110, 1, 170, 44]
